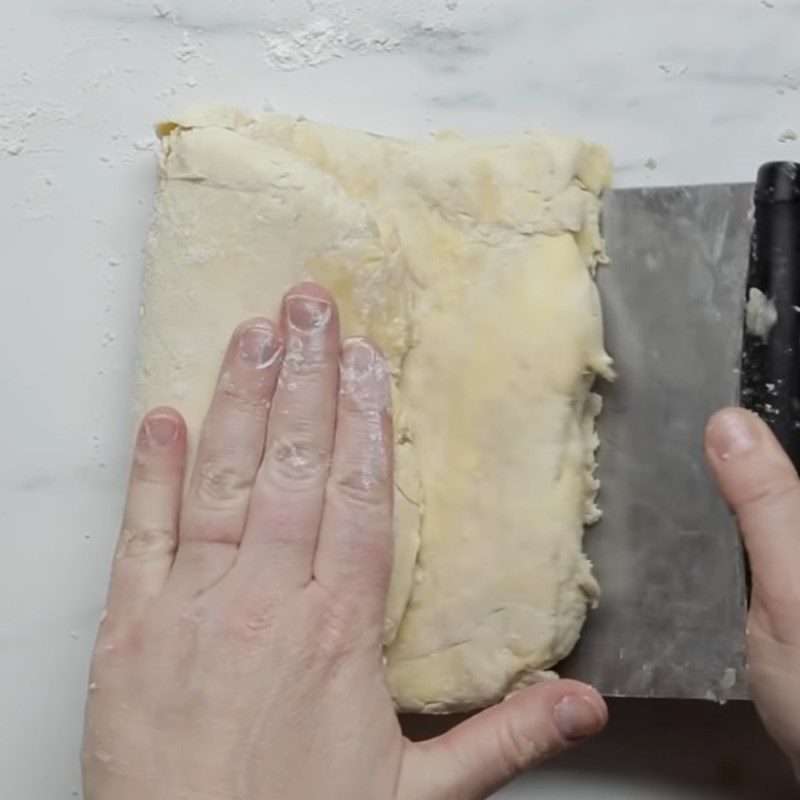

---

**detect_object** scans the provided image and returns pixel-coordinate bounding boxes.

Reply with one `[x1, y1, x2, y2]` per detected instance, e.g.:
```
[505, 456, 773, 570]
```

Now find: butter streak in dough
[138, 107, 613, 713]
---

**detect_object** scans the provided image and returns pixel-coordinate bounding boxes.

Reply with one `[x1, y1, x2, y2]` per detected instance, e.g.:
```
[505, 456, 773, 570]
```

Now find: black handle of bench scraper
[741, 162, 800, 471]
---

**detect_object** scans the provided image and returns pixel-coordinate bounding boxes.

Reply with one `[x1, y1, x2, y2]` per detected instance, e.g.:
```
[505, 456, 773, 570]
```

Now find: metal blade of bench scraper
[560, 183, 751, 701]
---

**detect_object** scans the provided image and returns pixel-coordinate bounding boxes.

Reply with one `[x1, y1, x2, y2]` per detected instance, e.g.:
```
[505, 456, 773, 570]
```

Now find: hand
[707, 408, 800, 780]
[82, 282, 607, 800]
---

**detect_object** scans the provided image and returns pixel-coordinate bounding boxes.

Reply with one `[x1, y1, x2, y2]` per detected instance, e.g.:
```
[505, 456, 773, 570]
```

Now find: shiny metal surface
[562, 184, 752, 700]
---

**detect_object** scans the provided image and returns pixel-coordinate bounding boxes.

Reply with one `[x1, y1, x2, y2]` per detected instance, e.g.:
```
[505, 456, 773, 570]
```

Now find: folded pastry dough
[137, 107, 613, 713]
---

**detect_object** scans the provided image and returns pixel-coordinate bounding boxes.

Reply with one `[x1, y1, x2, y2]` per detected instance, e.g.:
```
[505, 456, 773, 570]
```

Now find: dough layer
[138, 107, 613, 712]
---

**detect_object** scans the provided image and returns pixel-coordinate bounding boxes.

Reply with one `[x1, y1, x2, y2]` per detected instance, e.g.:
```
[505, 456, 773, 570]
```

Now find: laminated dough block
[137, 107, 614, 713]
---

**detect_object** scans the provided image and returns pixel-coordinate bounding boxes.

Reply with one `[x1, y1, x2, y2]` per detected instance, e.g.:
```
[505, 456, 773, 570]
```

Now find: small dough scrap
[746, 287, 777, 342]
[138, 107, 613, 712]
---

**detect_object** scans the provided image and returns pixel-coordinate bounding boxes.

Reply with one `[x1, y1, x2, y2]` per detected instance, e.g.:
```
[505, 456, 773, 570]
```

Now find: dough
[138, 107, 613, 713]
[746, 287, 777, 342]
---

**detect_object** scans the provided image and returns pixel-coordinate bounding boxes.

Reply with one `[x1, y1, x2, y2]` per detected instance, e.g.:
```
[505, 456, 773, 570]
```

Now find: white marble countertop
[2, 0, 800, 797]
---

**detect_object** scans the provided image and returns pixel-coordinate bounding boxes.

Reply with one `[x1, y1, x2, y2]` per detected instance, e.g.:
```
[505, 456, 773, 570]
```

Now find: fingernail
[144, 415, 178, 447]
[553, 695, 606, 740]
[238, 324, 282, 368]
[340, 338, 390, 410]
[342, 338, 377, 376]
[708, 409, 758, 461]
[285, 295, 332, 333]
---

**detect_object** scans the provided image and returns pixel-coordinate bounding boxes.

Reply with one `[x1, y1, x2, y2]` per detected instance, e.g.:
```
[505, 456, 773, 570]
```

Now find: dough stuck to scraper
[138, 107, 614, 713]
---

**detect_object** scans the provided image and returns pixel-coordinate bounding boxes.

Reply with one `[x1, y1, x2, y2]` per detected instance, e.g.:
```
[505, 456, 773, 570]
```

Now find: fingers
[106, 408, 186, 623]
[236, 284, 340, 588]
[314, 339, 393, 620]
[399, 680, 607, 800]
[170, 319, 283, 593]
[705, 407, 800, 611]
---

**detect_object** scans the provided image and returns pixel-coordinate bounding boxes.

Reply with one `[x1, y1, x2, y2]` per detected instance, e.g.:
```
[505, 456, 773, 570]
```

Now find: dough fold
[139, 107, 613, 712]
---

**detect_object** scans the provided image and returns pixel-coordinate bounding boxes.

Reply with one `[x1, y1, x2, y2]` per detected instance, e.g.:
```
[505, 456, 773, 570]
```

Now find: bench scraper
[561, 162, 800, 701]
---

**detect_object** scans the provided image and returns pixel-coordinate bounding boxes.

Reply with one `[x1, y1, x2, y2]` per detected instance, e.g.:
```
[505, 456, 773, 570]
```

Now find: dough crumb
[644, 157, 658, 170]
[778, 126, 798, 143]
[746, 287, 778, 342]
[716, 667, 738, 703]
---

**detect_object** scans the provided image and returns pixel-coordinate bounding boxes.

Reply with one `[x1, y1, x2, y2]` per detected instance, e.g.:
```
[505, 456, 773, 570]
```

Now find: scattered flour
[0, 105, 71, 159]
[260, 19, 400, 70]
[259, 1, 461, 71]
[173, 30, 200, 63]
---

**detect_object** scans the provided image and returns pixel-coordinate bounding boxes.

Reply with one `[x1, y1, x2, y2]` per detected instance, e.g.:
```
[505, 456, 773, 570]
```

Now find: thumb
[398, 680, 607, 800]
[706, 408, 800, 772]
[705, 407, 800, 614]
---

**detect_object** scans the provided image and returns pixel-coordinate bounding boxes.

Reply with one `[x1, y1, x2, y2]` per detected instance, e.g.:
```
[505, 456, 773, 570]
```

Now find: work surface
[2, 0, 800, 797]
